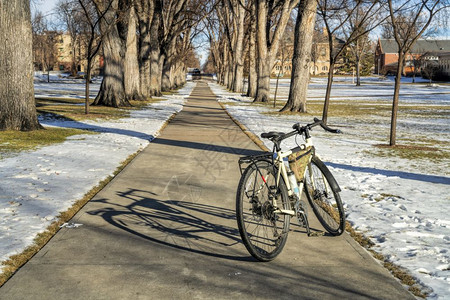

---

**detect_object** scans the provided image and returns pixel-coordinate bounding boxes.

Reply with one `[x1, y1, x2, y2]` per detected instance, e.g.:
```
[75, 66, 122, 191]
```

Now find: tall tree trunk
[255, 59, 271, 102]
[232, 4, 246, 93]
[92, 0, 130, 107]
[223, 50, 229, 87]
[254, 0, 270, 102]
[157, 53, 165, 92]
[280, 0, 317, 112]
[149, 0, 162, 96]
[254, 0, 295, 103]
[355, 55, 361, 86]
[136, 0, 154, 99]
[85, 61, 91, 114]
[162, 43, 174, 92]
[0, 0, 42, 131]
[247, 4, 257, 98]
[322, 61, 335, 124]
[390, 53, 404, 146]
[124, 4, 141, 100]
[227, 63, 234, 90]
[355, 39, 361, 86]
[149, 46, 162, 96]
[174, 63, 185, 87]
[161, 58, 172, 91]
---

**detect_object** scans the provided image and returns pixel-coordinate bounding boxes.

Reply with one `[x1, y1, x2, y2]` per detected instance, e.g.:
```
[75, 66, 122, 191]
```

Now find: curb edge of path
[218, 101, 270, 152]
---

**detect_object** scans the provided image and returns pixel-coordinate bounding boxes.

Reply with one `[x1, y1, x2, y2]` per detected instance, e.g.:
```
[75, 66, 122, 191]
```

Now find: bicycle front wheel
[304, 157, 345, 235]
[236, 160, 290, 261]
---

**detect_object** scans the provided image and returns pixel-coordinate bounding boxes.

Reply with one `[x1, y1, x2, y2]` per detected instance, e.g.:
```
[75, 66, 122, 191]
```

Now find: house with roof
[374, 39, 450, 76]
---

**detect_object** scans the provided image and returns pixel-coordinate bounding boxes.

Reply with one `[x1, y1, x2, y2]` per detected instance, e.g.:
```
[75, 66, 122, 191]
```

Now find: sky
[31, 0, 58, 16]
[30, 0, 448, 66]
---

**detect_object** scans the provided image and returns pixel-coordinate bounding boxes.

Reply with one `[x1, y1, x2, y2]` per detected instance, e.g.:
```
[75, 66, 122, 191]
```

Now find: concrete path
[0, 82, 414, 299]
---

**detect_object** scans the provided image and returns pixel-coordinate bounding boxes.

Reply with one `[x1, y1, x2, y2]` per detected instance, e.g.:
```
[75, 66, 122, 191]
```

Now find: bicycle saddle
[261, 131, 285, 139]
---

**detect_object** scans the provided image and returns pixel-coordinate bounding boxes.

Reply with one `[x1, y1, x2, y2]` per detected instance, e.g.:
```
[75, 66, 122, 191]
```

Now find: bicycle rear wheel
[304, 157, 345, 235]
[236, 160, 290, 261]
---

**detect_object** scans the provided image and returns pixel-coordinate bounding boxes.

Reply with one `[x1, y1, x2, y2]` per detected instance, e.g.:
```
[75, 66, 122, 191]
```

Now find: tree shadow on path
[88, 188, 254, 262]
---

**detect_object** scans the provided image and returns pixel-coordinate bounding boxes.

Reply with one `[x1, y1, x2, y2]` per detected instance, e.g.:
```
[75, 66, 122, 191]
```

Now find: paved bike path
[0, 82, 414, 299]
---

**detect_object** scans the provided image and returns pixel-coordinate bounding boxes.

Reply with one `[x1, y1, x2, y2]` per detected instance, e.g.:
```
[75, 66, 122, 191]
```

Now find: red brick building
[374, 39, 450, 75]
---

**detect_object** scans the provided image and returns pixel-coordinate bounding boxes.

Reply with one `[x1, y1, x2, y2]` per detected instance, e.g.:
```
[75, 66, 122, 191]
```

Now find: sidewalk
[0, 82, 414, 299]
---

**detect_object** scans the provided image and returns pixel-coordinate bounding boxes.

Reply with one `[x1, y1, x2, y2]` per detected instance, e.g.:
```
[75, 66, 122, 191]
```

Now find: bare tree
[345, 8, 374, 86]
[246, 1, 258, 97]
[310, 27, 324, 76]
[317, 0, 385, 123]
[280, 0, 317, 112]
[57, 0, 86, 76]
[205, 15, 224, 82]
[254, 0, 299, 103]
[32, 11, 58, 83]
[91, 0, 131, 107]
[135, 0, 155, 99]
[386, 0, 450, 146]
[121, 0, 141, 100]
[273, 21, 294, 107]
[160, 0, 206, 91]
[0, 0, 42, 131]
[77, 0, 111, 113]
[218, 0, 249, 93]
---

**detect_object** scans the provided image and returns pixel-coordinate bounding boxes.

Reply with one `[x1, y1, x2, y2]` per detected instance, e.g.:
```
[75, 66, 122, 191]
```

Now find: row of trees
[206, 0, 449, 145]
[1, 0, 449, 146]
[0, 0, 204, 130]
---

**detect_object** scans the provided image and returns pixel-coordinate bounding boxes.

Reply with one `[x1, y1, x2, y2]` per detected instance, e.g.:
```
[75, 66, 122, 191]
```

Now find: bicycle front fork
[290, 194, 311, 236]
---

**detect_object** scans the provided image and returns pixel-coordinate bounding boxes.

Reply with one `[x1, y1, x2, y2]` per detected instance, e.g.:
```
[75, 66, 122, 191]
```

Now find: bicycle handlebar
[261, 118, 342, 149]
[292, 118, 342, 134]
[313, 118, 343, 134]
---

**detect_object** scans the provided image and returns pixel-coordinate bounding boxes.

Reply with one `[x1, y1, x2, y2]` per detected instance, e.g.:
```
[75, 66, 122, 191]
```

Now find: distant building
[34, 32, 103, 75]
[271, 31, 345, 77]
[53, 33, 103, 75]
[374, 39, 450, 76]
[438, 52, 450, 77]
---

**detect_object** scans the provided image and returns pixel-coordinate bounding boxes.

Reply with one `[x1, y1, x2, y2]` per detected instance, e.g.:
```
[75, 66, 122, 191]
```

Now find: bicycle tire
[304, 157, 345, 235]
[236, 159, 290, 261]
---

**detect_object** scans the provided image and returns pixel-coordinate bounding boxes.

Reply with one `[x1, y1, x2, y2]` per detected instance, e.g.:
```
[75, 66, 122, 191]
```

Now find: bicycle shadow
[87, 188, 254, 262]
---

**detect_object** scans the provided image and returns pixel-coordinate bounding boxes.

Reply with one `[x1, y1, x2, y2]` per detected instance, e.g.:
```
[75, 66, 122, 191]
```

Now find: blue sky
[31, 0, 58, 17]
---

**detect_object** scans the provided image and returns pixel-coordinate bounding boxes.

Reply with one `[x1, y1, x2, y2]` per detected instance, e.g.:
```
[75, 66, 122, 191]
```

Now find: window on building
[322, 66, 328, 71]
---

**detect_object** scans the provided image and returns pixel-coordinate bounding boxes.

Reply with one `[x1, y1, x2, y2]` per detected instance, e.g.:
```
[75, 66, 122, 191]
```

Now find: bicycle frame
[236, 119, 345, 259]
[272, 137, 314, 216]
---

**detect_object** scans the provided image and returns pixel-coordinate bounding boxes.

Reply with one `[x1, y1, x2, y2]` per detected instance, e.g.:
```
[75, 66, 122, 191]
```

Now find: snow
[0, 80, 195, 271]
[1, 75, 449, 298]
[209, 78, 450, 299]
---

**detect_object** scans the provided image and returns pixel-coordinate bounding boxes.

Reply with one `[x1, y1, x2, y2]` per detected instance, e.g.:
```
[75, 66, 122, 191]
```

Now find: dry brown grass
[36, 97, 160, 121]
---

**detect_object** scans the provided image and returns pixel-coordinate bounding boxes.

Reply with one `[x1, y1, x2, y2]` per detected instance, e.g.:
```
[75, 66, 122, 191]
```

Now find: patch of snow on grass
[209, 80, 450, 299]
[0, 82, 195, 271]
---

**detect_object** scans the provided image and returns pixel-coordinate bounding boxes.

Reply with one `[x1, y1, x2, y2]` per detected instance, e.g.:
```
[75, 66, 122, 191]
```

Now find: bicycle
[236, 118, 345, 261]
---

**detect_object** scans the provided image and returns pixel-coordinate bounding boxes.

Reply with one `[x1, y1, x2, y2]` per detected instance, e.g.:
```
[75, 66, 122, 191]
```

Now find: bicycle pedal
[308, 231, 325, 237]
